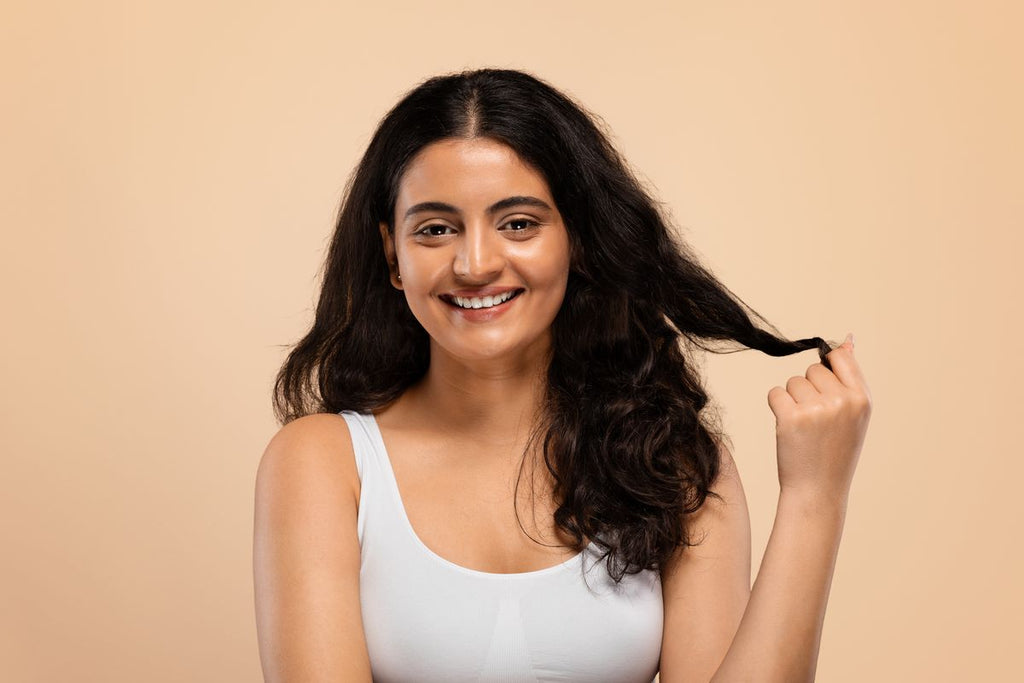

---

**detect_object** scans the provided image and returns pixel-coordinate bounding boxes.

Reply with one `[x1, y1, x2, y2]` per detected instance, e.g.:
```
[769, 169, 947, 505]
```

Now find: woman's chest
[387, 433, 582, 574]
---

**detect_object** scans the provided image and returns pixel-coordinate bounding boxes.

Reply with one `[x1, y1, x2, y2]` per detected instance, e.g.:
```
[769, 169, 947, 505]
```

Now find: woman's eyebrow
[403, 195, 552, 221]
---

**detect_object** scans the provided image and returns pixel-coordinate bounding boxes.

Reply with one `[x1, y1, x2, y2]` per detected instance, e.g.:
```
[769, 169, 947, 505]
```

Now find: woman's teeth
[452, 290, 518, 309]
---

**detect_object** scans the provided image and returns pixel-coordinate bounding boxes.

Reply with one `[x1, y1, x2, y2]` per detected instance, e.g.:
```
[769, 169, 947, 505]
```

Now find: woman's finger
[826, 333, 868, 392]
[805, 361, 844, 395]
[767, 384, 796, 416]
[785, 375, 819, 404]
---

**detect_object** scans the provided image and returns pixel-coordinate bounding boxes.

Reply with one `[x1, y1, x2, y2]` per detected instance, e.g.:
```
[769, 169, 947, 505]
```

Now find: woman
[253, 68, 872, 682]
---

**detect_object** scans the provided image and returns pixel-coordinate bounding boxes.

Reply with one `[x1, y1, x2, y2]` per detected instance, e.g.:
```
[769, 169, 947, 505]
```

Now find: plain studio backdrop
[2, 1, 1021, 680]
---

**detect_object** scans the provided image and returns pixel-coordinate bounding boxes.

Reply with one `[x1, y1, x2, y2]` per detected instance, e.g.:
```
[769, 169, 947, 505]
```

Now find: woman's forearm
[710, 490, 848, 683]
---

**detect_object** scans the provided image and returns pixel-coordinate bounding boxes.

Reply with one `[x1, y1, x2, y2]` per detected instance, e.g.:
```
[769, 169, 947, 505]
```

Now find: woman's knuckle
[849, 391, 870, 412]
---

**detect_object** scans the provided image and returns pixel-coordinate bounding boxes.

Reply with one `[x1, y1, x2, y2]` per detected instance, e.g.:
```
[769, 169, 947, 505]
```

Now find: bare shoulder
[659, 438, 752, 683]
[700, 437, 746, 522]
[256, 412, 360, 507]
[253, 412, 372, 681]
[661, 438, 747, 570]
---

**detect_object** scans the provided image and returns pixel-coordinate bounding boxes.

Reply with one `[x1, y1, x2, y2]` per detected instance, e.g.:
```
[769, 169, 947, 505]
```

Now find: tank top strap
[337, 409, 374, 480]
[337, 409, 408, 556]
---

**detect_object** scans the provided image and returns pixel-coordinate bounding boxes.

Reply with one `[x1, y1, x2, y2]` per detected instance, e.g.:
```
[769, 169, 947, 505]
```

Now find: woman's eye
[418, 224, 453, 237]
[503, 218, 539, 231]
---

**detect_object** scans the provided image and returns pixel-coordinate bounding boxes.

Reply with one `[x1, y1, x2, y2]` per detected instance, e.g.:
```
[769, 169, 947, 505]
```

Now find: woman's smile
[438, 287, 525, 321]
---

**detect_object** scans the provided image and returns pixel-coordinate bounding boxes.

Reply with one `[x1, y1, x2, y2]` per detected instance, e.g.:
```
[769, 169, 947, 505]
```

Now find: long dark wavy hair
[274, 68, 837, 582]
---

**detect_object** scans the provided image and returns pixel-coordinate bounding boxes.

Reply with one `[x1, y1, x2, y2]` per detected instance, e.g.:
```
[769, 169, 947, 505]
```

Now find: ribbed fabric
[340, 409, 663, 683]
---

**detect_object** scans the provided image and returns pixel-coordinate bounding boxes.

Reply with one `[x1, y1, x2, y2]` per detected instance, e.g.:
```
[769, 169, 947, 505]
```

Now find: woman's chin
[429, 335, 550, 367]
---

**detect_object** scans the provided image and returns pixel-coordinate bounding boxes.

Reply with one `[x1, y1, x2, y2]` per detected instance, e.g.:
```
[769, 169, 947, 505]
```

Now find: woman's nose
[453, 224, 505, 281]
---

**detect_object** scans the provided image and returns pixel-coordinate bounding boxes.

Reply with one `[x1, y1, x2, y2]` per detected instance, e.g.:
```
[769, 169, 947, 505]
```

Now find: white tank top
[339, 410, 663, 682]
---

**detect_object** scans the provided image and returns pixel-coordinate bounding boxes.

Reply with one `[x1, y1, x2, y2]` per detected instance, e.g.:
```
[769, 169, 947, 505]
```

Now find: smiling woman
[253, 68, 872, 683]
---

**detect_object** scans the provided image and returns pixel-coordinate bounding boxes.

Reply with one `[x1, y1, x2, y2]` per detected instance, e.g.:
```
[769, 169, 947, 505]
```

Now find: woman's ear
[378, 222, 403, 290]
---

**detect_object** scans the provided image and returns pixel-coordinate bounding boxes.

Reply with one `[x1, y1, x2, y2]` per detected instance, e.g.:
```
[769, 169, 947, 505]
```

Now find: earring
[396, 272, 402, 281]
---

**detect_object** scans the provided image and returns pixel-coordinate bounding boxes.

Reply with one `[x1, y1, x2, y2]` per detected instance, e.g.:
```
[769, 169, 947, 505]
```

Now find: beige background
[2, 0, 1021, 680]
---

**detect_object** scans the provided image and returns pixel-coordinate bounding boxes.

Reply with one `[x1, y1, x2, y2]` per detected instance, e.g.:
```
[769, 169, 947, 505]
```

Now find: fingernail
[845, 332, 855, 348]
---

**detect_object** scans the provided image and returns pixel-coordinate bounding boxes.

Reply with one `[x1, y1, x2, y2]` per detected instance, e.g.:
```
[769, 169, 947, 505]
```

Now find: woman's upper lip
[444, 286, 523, 298]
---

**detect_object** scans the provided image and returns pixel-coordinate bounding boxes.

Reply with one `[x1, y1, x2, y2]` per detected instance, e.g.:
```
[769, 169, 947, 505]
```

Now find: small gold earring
[396, 272, 401, 281]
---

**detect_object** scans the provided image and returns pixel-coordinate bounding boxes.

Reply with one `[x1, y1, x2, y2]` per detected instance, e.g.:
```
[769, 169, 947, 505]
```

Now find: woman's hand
[767, 333, 873, 503]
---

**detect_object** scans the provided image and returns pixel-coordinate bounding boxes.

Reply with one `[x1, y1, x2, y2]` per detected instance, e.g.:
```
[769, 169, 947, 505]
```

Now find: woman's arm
[659, 443, 752, 682]
[253, 413, 374, 683]
[708, 488, 847, 682]
[660, 335, 871, 683]
[711, 334, 871, 683]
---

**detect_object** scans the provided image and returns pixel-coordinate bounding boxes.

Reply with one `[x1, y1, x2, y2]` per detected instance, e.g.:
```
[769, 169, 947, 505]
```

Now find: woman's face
[379, 137, 571, 364]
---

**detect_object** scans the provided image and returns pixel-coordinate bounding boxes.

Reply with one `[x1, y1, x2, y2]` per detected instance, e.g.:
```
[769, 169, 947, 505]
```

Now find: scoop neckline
[361, 410, 595, 579]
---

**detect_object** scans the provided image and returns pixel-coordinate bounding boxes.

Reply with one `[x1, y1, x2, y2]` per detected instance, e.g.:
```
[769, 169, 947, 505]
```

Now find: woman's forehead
[395, 138, 554, 216]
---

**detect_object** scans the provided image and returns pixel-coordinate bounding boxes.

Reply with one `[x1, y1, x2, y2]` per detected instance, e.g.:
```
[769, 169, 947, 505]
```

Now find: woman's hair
[274, 68, 837, 582]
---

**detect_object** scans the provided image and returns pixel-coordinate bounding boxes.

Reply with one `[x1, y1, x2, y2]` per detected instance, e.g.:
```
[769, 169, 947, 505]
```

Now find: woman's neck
[404, 344, 550, 445]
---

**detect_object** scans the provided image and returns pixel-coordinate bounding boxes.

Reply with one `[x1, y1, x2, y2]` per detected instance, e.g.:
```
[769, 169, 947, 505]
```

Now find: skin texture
[252, 136, 873, 682]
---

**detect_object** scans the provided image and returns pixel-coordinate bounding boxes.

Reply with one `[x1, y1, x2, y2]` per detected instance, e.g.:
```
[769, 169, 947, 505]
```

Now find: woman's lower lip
[444, 292, 521, 321]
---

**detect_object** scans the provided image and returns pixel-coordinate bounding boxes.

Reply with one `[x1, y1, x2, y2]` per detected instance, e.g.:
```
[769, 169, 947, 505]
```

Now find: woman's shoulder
[255, 412, 361, 510]
[253, 413, 371, 680]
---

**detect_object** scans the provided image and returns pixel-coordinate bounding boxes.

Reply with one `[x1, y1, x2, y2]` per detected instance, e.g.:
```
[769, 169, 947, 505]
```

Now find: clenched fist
[767, 333, 873, 502]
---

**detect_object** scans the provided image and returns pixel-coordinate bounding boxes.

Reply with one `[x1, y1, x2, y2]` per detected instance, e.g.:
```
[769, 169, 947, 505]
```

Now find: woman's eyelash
[416, 224, 454, 236]
[503, 218, 540, 231]
[415, 218, 540, 236]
